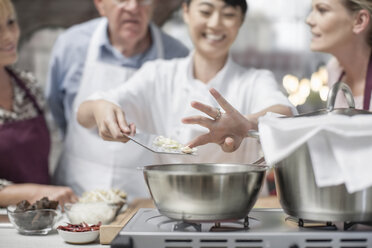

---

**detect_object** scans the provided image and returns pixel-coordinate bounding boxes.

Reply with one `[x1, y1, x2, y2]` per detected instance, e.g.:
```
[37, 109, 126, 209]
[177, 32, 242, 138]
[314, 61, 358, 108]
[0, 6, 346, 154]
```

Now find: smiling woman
[0, 0, 78, 207]
[0, 0, 49, 183]
[0, 0, 18, 68]
[183, 0, 246, 80]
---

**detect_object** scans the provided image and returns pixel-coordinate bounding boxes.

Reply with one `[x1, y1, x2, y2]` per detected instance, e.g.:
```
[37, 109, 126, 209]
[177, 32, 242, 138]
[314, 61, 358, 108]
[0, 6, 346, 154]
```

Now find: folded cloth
[258, 112, 372, 193]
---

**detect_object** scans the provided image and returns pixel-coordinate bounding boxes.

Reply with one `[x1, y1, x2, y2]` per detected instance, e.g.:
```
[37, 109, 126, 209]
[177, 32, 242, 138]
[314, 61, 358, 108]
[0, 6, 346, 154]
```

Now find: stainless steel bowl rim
[143, 163, 269, 175]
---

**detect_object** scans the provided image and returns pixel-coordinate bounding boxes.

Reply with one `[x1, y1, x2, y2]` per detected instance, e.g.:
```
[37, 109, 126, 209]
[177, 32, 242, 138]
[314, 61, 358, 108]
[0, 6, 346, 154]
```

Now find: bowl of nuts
[7, 197, 59, 235]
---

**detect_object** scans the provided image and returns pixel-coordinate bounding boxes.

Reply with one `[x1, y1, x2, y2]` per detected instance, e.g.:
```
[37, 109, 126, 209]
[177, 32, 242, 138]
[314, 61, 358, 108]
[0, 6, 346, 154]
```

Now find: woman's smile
[184, 0, 244, 60]
[203, 32, 225, 43]
[310, 31, 322, 42]
[0, 43, 16, 53]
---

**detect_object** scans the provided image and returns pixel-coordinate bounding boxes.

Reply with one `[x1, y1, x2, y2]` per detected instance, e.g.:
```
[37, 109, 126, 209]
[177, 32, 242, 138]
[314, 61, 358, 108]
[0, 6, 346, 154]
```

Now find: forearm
[245, 105, 293, 131]
[0, 184, 78, 208]
[0, 184, 37, 207]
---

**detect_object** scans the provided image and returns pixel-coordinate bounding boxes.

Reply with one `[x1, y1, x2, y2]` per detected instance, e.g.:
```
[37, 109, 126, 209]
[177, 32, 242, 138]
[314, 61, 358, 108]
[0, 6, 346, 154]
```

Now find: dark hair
[184, 0, 248, 16]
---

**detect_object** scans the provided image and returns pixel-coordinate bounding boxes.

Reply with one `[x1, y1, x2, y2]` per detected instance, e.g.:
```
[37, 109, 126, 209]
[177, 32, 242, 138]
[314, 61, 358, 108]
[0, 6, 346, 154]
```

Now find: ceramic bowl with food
[7, 206, 58, 235]
[57, 223, 100, 244]
[58, 229, 99, 244]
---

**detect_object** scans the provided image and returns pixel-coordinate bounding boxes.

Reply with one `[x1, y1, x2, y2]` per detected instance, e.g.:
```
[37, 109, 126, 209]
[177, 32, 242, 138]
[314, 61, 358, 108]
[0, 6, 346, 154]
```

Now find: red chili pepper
[57, 222, 101, 232]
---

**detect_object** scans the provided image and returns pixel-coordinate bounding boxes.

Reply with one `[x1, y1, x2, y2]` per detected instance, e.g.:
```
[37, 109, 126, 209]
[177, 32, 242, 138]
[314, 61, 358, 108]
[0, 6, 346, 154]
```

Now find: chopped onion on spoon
[153, 136, 196, 154]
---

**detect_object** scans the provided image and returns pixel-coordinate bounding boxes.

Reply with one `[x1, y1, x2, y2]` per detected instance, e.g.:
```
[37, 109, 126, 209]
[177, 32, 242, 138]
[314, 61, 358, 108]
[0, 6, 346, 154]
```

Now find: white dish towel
[258, 113, 372, 193]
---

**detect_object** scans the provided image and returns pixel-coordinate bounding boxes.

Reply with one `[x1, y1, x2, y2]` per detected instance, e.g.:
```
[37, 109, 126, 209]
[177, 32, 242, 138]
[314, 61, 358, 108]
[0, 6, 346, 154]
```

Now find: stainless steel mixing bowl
[143, 163, 267, 222]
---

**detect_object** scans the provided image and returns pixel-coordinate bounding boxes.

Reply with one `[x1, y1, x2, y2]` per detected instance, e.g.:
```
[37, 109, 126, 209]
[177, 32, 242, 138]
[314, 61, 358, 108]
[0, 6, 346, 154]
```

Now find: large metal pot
[143, 163, 267, 222]
[275, 144, 372, 222]
[272, 82, 372, 222]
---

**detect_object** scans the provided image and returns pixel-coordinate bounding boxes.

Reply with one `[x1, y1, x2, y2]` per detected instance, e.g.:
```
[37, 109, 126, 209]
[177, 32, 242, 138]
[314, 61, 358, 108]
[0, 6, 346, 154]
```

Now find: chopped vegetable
[153, 136, 196, 154]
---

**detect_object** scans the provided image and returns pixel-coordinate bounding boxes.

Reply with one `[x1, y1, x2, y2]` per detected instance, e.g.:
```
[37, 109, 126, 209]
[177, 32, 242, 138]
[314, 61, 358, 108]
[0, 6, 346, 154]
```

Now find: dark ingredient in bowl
[15, 197, 58, 212]
[12, 197, 58, 230]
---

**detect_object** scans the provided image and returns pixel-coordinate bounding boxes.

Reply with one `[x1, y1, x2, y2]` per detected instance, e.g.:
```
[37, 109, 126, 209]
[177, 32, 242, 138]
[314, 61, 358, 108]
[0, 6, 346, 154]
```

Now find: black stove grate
[146, 213, 254, 232]
[286, 215, 372, 231]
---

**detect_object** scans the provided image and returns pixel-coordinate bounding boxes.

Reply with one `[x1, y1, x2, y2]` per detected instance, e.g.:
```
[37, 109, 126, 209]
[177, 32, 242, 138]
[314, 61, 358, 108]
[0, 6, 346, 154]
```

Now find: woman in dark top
[0, 0, 77, 207]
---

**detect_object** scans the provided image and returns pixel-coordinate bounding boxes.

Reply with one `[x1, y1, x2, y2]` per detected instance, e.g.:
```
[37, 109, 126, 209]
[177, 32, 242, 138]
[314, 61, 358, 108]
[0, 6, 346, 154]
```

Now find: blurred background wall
[13, 0, 331, 112]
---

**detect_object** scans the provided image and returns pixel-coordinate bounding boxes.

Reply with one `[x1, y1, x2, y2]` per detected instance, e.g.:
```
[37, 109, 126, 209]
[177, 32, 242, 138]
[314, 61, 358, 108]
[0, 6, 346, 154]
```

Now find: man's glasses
[112, 0, 152, 7]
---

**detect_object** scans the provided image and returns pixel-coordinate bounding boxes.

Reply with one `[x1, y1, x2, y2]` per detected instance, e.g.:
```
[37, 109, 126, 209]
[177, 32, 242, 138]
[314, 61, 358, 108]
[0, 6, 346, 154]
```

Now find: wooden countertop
[100, 196, 281, 244]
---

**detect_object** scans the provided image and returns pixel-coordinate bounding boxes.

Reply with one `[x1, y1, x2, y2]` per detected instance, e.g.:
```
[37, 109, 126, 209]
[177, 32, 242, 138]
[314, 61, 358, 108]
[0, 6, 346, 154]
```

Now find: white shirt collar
[186, 51, 235, 89]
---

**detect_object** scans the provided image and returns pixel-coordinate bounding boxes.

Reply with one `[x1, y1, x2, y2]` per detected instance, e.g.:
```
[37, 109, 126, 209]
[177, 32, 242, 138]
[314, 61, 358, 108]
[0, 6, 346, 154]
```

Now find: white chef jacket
[89, 53, 294, 164]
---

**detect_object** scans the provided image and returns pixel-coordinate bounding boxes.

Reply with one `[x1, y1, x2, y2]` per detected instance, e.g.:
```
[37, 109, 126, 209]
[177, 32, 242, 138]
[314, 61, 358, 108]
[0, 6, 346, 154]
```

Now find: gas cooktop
[111, 208, 372, 248]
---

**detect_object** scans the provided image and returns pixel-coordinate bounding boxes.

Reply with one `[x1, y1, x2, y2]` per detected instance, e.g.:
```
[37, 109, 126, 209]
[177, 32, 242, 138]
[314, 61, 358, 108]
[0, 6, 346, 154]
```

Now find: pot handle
[326, 81, 355, 111]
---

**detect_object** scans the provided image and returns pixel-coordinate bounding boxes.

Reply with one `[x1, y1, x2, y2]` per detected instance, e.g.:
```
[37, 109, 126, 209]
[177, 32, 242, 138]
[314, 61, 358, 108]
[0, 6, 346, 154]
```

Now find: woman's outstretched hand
[182, 88, 254, 152]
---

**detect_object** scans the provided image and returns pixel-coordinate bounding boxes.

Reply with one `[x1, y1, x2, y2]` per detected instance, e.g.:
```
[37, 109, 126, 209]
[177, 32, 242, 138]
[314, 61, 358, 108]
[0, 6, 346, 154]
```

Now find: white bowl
[57, 229, 99, 244]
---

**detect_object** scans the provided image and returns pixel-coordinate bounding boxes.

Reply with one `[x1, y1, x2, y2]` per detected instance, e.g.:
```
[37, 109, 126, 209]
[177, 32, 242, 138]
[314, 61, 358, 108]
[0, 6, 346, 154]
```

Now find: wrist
[243, 116, 257, 137]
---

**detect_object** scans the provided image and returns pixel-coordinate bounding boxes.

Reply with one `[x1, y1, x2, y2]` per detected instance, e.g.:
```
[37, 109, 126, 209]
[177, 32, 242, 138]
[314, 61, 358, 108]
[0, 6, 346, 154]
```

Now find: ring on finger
[214, 107, 222, 120]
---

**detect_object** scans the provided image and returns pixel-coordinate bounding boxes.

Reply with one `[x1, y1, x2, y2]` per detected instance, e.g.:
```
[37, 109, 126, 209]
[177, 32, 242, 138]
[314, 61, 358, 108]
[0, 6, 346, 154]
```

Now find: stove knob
[289, 244, 299, 248]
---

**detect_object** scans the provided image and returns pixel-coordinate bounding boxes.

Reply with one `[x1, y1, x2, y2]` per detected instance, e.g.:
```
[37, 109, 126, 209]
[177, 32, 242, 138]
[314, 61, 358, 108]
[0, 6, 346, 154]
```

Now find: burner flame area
[145, 214, 259, 232]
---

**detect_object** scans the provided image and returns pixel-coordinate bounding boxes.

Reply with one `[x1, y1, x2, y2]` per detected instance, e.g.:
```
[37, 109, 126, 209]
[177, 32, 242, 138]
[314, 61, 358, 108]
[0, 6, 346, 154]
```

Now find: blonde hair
[0, 0, 15, 22]
[342, 0, 372, 46]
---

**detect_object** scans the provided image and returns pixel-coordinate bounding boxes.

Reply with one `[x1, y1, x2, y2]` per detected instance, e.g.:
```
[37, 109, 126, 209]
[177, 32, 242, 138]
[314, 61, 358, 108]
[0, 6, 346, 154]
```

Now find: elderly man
[46, 0, 188, 198]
